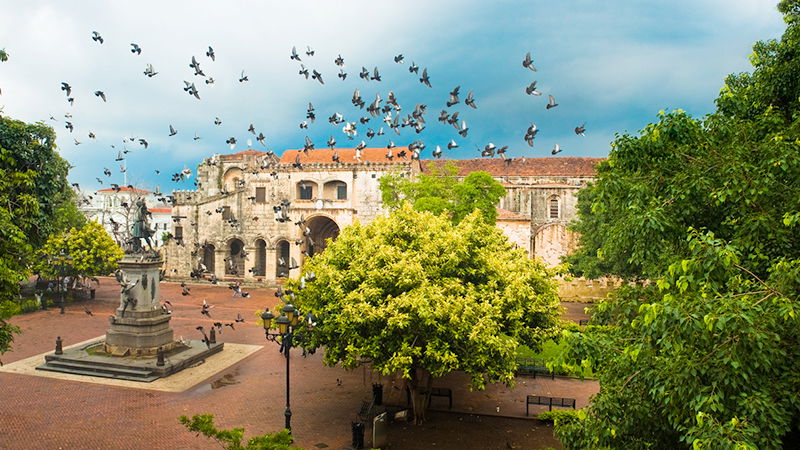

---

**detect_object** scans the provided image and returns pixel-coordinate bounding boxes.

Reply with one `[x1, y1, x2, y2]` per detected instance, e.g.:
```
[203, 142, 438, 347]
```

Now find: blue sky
[0, 0, 786, 192]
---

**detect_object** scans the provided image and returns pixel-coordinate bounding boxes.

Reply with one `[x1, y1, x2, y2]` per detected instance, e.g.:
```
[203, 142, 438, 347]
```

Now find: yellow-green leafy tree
[34, 220, 123, 282]
[284, 203, 561, 423]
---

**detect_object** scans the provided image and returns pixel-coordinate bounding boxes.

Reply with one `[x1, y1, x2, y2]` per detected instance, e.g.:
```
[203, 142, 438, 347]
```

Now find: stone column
[265, 247, 277, 285]
[105, 255, 174, 356]
[214, 249, 227, 278]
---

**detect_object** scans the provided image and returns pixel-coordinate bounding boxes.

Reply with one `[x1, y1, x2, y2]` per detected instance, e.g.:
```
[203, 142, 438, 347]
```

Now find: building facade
[163, 148, 601, 282]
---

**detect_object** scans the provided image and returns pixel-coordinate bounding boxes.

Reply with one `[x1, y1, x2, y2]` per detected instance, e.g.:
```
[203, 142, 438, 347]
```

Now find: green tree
[179, 414, 298, 450]
[285, 204, 561, 423]
[379, 161, 506, 225]
[556, 2, 800, 447]
[0, 48, 8, 62]
[33, 220, 123, 281]
[0, 116, 80, 357]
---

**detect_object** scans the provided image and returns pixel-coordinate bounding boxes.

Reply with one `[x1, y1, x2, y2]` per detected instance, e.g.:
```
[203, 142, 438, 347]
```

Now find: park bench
[406, 387, 453, 409]
[579, 319, 589, 326]
[516, 357, 555, 379]
[526, 395, 576, 415]
[358, 399, 375, 421]
[423, 387, 453, 409]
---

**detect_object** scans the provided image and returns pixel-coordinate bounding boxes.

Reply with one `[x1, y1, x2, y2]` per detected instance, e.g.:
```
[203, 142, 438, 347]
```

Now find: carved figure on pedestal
[129, 199, 155, 253]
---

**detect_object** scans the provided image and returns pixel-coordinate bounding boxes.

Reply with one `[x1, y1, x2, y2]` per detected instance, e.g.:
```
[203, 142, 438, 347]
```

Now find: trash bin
[373, 412, 388, 448]
[372, 383, 384, 406]
[351, 422, 365, 449]
[90, 288, 96, 299]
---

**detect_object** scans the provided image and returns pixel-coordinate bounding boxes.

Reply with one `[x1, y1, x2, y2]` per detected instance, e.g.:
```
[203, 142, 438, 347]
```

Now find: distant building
[163, 148, 601, 282]
[79, 186, 172, 248]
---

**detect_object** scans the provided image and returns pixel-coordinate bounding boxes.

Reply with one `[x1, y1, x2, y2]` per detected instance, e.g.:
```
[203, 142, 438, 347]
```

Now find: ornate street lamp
[261, 302, 313, 432]
[48, 250, 73, 314]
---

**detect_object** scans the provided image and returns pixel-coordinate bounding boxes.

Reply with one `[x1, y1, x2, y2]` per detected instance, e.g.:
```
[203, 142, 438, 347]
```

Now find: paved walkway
[0, 279, 598, 449]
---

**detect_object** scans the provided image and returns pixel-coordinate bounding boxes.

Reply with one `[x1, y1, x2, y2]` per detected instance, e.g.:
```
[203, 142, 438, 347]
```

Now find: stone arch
[226, 237, 246, 276]
[532, 223, 577, 267]
[304, 214, 340, 257]
[254, 239, 266, 276]
[202, 244, 216, 274]
[275, 239, 290, 278]
[223, 167, 244, 192]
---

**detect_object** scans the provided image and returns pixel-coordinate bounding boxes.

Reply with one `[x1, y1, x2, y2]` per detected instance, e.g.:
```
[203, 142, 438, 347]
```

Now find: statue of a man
[130, 199, 154, 253]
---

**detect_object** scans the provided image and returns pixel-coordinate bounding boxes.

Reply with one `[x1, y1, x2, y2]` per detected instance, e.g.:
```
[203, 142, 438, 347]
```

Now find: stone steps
[38, 359, 160, 382]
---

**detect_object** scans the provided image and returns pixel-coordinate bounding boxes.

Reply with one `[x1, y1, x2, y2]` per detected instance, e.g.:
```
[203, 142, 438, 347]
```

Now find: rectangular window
[337, 184, 347, 200]
[299, 185, 313, 200]
[255, 187, 266, 203]
[222, 206, 232, 220]
[174, 226, 183, 239]
[549, 199, 559, 219]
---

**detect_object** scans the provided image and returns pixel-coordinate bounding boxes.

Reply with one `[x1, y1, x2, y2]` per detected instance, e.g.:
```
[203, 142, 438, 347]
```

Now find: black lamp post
[49, 251, 73, 314]
[261, 302, 310, 432]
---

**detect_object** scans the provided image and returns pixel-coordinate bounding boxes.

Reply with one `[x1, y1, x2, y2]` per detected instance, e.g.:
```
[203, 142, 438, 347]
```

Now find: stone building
[163, 148, 601, 283]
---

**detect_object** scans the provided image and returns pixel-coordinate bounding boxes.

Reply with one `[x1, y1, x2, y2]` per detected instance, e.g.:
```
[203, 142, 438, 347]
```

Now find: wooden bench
[526, 395, 576, 415]
[516, 358, 555, 379]
[579, 319, 589, 326]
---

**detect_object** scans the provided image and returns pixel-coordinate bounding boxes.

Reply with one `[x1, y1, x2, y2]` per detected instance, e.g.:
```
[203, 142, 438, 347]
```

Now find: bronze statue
[130, 199, 155, 253]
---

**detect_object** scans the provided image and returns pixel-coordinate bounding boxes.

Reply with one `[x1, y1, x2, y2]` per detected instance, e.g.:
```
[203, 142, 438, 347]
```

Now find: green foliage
[538, 409, 584, 427]
[0, 300, 21, 365]
[0, 48, 7, 62]
[179, 414, 297, 450]
[557, 4, 800, 447]
[285, 204, 561, 422]
[33, 221, 123, 280]
[379, 161, 506, 225]
[0, 115, 77, 361]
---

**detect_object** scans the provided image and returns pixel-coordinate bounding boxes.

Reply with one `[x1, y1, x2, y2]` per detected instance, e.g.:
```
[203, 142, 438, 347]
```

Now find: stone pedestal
[105, 254, 174, 356]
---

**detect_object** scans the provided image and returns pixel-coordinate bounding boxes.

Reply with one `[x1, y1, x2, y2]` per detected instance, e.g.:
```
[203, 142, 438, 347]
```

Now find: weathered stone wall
[532, 223, 578, 267]
[496, 218, 531, 254]
[165, 152, 596, 283]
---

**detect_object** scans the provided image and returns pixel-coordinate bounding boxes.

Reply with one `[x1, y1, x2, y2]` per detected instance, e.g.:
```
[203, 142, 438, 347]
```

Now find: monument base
[36, 339, 224, 382]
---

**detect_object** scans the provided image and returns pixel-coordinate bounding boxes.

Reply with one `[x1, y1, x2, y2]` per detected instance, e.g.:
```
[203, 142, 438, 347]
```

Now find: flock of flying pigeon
[51, 30, 586, 196]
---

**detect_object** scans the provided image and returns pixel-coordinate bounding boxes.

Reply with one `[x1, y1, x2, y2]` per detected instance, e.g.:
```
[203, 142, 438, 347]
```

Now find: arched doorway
[227, 238, 245, 276]
[202, 244, 215, 274]
[276, 240, 290, 278]
[305, 215, 340, 257]
[254, 239, 266, 276]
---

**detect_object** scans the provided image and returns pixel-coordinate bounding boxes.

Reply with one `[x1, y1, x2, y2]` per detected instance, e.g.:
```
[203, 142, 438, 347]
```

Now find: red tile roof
[420, 157, 603, 177]
[496, 208, 530, 221]
[96, 186, 152, 194]
[219, 149, 268, 161]
[278, 147, 415, 164]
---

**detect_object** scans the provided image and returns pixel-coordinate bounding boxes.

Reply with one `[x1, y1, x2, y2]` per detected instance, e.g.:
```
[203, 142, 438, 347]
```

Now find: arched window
[549, 197, 559, 219]
[323, 181, 348, 200]
[296, 181, 317, 200]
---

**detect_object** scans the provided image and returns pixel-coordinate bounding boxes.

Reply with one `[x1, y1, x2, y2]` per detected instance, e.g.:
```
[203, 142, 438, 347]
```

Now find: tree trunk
[407, 367, 433, 424]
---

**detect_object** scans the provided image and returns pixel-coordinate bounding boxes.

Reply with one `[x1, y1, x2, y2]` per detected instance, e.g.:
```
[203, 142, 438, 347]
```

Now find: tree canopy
[284, 204, 561, 422]
[379, 161, 507, 225]
[33, 220, 123, 281]
[556, 2, 800, 447]
[0, 116, 83, 361]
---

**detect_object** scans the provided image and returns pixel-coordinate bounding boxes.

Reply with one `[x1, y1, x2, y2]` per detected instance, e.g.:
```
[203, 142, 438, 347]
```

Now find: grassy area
[517, 339, 565, 360]
[516, 339, 594, 378]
